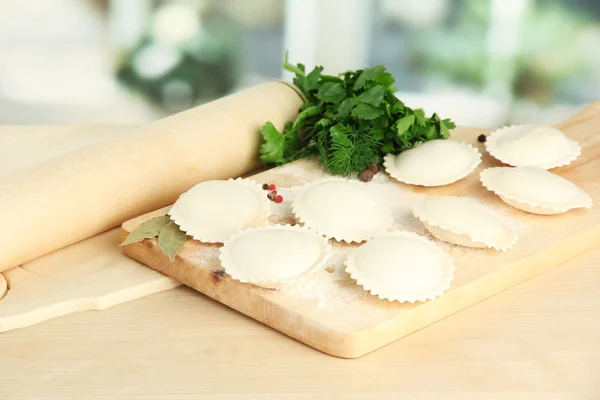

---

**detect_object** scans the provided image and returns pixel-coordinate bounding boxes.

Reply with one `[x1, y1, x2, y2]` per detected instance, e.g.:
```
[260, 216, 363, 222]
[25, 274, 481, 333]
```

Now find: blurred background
[0, 0, 599, 128]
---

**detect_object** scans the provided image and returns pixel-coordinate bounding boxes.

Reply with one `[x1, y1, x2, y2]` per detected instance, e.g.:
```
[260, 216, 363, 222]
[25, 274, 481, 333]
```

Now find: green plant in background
[117, 40, 236, 111]
[115, 4, 239, 112]
[410, 0, 600, 104]
[514, 4, 600, 103]
[409, 0, 491, 88]
[260, 53, 455, 178]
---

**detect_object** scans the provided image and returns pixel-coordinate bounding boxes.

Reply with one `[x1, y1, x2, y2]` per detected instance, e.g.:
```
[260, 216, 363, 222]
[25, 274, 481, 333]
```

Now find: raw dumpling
[485, 125, 580, 170]
[169, 178, 269, 242]
[219, 225, 331, 289]
[383, 140, 481, 186]
[291, 179, 392, 243]
[480, 167, 592, 215]
[412, 196, 517, 250]
[345, 231, 454, 303]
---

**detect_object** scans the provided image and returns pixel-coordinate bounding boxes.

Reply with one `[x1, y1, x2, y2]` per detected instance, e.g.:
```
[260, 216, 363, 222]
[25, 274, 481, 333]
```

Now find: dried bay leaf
[157, 221, 188, 262]
[120, 215, 171, 246]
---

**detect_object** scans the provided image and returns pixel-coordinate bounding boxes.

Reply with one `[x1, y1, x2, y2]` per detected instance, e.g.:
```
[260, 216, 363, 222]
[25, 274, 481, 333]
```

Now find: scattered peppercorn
[368, 164, 380, 173]
[477, 134, 487, 143]
[274, 195, 283, 203]
[270, 190, 277, 196]
[267, 192, 276, 201]
[262, 183, 269, 190]
[268, 184, 276, 191]
[359, 169, 374, 182]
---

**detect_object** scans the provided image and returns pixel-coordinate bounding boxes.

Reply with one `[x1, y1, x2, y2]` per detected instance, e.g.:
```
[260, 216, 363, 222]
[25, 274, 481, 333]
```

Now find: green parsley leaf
[374, 72, 395, 88]
[292, 105, 322, 130]
[391, 101, 405, 114]
[353, 65, 385, 90]
[259, 122, 285, 163]
[425, 126, 437, 140]
[357, 85, 385, 107]
[371, 128, 385, 141]
[283, 127, 300, 155]
[415, 115, 427, 127]
[351, 104, 385, 120]
[304, 66, 323, 92]
[337, 98, 355, 118]
[381, 140, 395, 153]
[396, 115, 415, 135]
[443, 118, 456, 129]
[316, 82, 346, 104]
[319, 75, 344, 84]
[439, 120, 450, 139]
[282, 51, 305, 76]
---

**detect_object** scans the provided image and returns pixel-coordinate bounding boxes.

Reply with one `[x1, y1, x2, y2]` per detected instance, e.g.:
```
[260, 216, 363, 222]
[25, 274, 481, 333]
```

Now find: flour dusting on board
[273, 163, 327, 184]
[267, 187, 297, 225]
[282, 244, 366, 309]
[185, 245, 221, 268]
[483, 200, 530, 236]
[369, 172, 425, 233]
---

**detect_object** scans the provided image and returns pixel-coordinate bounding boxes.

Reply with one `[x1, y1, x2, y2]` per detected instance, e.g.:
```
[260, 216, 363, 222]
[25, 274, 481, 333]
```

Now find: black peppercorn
[359, 170, 374, 182]
[262, 183, 269, 190]
[368, 164, 380, 173]
[477, 134, 487, 143]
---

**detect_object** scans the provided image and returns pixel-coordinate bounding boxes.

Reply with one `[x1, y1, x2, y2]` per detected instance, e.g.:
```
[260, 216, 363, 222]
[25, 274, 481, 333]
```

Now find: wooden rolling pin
[0, 81, 303, 272]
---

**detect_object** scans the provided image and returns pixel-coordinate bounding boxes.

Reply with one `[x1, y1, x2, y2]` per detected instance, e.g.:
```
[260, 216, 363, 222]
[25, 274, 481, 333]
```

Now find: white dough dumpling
[345, 231, 454, 303]
[485, 125, 580, 170]
[383, 139, 481, 186]
[169, 178, 269, 243]
[412, 196, 518, 250]
[219, 225, 331, 289]
[291, 179, 392, 243]
[480, 167, 592, 215]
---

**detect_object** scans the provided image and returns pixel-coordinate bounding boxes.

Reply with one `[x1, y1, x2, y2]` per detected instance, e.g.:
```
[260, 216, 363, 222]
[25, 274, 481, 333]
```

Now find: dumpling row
[380, 126, 591, 239]
[169, 178, 457, 303]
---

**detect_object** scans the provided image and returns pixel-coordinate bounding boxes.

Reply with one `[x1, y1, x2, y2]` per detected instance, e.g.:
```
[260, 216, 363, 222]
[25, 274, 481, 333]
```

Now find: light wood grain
[121, 102, 600, 359]
[0, 246, 598, 399]
[0, 274, 6, 300]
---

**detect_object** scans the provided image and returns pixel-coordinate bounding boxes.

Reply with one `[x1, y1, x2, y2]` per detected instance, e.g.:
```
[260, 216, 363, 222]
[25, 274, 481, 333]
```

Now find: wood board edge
[120, 234, 362, 358]
[347, 223, 600, 358]
[121, 217, 600, 359]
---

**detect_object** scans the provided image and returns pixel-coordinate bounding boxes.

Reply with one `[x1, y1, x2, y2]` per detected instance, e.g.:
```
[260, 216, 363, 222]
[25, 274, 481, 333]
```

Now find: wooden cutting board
[121, 102, 600, 359]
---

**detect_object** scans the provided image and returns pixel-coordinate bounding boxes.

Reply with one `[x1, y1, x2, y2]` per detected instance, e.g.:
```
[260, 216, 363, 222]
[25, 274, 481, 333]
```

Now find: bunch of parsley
[259, 54, 456, 177]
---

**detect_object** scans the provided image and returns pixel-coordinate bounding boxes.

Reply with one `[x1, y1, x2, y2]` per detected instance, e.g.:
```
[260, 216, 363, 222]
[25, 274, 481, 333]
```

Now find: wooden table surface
[0, 245, 598, 399]
[0, 124, 598, 399]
